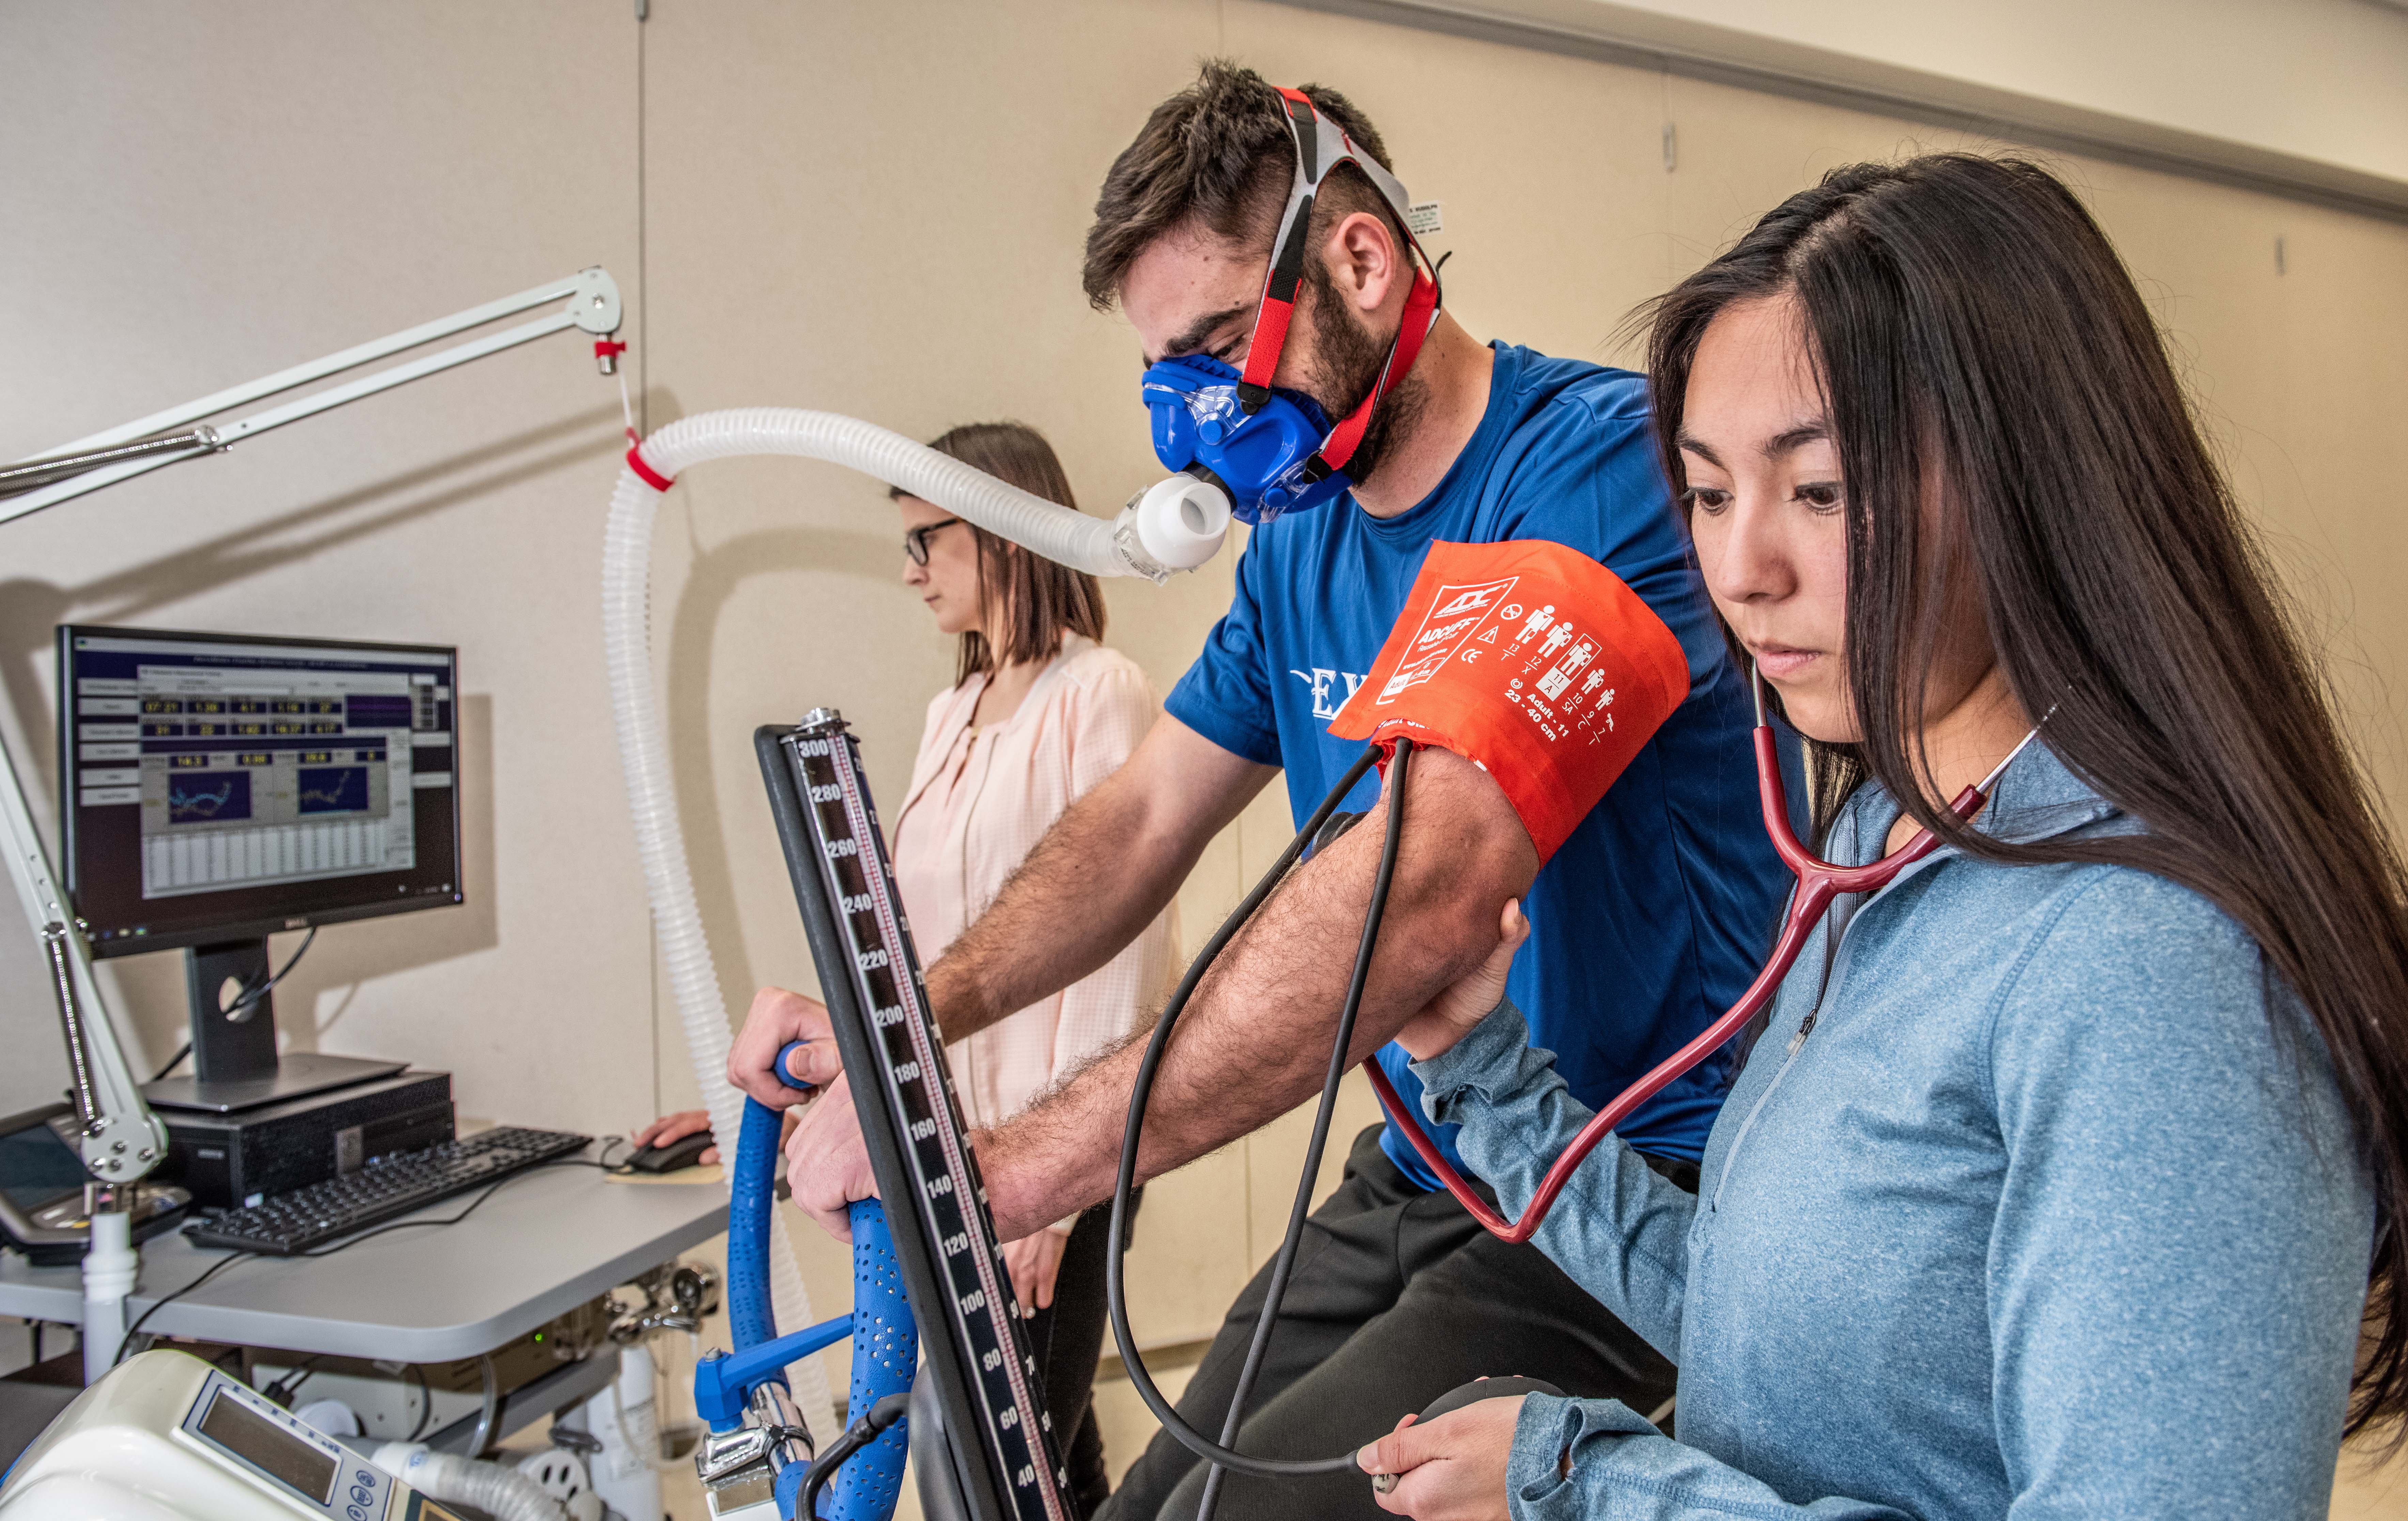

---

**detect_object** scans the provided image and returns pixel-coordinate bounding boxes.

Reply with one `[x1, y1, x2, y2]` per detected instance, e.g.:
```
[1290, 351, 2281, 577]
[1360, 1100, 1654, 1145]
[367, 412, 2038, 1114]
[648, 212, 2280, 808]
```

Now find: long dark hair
[892, 422, 1107, 686]
[1643, 154, 2408, 1438]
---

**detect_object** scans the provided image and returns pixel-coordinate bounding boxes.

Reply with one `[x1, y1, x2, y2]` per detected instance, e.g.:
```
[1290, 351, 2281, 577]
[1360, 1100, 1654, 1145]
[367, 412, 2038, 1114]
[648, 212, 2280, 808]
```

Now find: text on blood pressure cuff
[1327, 539, 1690, 864]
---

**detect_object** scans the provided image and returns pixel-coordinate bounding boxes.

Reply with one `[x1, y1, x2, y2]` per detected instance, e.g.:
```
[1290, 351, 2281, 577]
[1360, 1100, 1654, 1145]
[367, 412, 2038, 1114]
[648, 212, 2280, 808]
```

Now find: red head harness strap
[1238, 87, 1444, 485]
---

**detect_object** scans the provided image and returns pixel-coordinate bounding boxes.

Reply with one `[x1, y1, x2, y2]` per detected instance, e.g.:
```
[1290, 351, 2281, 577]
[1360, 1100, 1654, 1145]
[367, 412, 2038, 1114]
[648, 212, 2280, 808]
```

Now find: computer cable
[119, 1150, 603, 1369]
[405, 1361, 435, 1442]
[1104, 736, 1409, 1484]
[221, 925, 318, 1018]
[799, 1391, 914, 1521]
[113, 1248, 257, 1365]
[148, 925, 323, 1082]
[286, 1158, 599, 1259]
[260, 1353, 325, 1407]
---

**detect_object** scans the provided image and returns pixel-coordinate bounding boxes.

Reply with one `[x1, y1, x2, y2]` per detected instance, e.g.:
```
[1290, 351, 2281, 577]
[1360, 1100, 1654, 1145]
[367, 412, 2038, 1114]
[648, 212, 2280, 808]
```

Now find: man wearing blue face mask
[743, 61, 1791, 1521]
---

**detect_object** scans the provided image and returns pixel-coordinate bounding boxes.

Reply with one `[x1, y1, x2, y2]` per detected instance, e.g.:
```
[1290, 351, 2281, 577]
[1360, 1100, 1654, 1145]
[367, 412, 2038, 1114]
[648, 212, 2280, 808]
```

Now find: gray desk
[0, 1163, 727, 1362]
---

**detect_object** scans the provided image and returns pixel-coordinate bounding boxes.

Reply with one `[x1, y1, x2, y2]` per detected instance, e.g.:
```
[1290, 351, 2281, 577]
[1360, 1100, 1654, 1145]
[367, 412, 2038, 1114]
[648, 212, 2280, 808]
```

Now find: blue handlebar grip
[824, 1200, 916, 1520]
[775, 1039, 815, 1093]
[727, 1097, 785, 1358]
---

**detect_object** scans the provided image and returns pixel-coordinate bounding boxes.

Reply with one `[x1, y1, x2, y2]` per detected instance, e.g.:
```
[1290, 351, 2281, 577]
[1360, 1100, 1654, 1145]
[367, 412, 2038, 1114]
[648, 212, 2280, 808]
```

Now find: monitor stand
[140, 937, 406, 1115]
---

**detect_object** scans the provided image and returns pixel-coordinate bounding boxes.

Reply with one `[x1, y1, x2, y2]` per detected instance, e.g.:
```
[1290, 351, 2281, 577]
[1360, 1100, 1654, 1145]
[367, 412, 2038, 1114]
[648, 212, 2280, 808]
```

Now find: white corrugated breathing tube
[601, 409, 1226, 1440]
[370, 1444, 568, 1521]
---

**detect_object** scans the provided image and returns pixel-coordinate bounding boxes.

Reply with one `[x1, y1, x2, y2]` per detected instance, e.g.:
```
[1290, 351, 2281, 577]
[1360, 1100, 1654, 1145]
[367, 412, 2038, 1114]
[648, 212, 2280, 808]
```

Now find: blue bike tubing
[832, 1197, 915, 1519]
[729, 1096, 784, 1356]
[726, 1041, 917, 1520]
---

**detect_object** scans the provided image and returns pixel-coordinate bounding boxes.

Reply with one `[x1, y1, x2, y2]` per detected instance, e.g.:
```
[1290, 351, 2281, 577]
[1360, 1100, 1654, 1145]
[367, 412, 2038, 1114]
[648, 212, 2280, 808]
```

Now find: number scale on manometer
[790, 729, 1073, 1521]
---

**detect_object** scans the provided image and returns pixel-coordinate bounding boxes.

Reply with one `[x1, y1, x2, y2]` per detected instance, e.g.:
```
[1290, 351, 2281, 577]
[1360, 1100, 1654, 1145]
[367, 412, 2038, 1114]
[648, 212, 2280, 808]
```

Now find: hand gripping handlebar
[696, 1040, 916, 1521]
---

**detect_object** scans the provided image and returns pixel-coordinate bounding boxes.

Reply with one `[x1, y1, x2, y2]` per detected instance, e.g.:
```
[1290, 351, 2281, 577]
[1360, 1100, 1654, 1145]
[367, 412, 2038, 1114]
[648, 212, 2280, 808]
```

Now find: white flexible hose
[601, 408, 1211, 1447]
[635, 408, 1135, 575]
[602, 456, 836, 1443]
[371, 1444, 565, 1521]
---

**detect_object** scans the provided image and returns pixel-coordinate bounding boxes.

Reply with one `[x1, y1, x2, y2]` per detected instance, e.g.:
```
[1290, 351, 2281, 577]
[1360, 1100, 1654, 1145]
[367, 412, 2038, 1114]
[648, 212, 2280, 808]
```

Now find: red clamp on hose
[625, 444, 675, 492]
[595, 339, 628, 361]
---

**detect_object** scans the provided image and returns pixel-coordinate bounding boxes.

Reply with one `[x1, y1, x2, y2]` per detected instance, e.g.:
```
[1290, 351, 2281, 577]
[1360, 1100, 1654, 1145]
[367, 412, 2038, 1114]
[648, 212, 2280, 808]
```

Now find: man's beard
[1300, 261, 1429, 492]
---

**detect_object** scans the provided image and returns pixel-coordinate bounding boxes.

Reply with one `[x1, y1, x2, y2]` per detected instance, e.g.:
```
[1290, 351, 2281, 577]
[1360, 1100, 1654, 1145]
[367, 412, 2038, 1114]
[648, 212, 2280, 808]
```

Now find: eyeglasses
[904, 517, 965, 566]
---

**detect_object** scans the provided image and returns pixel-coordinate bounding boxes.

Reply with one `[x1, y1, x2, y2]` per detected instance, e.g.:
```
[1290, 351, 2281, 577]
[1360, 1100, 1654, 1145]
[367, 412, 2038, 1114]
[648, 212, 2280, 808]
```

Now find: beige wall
[1320, 0, 2408, 186]
[5, 0, 2406, 1412]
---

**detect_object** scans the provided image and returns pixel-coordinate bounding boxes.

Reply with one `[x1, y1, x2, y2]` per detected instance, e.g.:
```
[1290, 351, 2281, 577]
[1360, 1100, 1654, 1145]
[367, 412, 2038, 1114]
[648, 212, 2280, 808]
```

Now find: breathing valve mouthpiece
[1125, 471, 1234, 571]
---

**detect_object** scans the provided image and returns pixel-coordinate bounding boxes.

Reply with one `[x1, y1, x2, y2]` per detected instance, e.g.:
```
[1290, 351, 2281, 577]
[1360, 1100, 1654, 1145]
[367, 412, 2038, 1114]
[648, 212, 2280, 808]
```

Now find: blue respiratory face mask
[1132, 85, 1441, 531]
[1140, 354, 1347, 525]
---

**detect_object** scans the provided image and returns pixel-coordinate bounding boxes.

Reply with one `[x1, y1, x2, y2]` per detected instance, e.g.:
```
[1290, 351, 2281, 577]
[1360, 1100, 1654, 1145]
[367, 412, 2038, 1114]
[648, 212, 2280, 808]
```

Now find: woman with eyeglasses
[634, 421, 1173, 1516]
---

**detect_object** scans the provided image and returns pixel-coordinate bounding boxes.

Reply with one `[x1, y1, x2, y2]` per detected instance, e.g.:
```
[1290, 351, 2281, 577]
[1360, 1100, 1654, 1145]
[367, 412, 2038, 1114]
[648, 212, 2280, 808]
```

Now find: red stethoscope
[1366, 665, 2049, 1244]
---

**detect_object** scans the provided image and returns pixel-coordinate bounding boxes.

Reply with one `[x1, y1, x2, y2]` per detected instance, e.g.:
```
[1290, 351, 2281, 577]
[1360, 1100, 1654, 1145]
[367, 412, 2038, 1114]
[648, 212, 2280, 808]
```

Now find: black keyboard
[185, 1127, 593, 1255]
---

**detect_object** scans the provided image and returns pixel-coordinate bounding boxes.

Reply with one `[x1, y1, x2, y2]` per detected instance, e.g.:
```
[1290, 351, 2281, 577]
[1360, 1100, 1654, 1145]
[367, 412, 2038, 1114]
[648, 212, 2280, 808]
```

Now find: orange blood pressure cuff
[1328, 540, 1691, 864]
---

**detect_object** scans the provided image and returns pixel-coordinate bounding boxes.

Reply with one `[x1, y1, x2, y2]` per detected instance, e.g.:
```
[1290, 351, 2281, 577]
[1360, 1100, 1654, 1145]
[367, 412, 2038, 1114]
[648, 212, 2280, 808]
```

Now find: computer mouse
[624, 1130, 715, 1174]
[1368, 1376, 1564, 1493]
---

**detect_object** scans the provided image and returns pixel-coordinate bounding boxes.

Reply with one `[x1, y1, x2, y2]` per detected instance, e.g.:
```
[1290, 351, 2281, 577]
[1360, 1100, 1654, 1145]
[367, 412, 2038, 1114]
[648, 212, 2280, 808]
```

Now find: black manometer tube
[1104, 738, 1409, 1483]
[1196, 736, 1413, 1519]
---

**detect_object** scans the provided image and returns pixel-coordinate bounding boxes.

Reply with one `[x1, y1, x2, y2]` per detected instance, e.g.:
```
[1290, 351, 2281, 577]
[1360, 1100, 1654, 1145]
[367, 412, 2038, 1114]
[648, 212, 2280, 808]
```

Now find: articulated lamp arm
[0, 267, 624, 521]
[1, 739, 163, 1185]
[1, 267, 628, 1191]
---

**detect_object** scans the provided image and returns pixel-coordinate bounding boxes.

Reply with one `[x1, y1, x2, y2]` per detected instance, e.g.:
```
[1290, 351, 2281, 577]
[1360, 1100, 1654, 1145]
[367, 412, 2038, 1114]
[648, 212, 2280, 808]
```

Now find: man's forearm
[925, 784, 1190, 1038]
[976, 746, 1535, 1239]
[922, 719, 1274, 1042]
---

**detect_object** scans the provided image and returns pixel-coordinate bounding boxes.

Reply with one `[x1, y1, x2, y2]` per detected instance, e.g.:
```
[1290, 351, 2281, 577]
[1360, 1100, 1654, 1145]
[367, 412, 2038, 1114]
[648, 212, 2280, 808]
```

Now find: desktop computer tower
[158, 1070, 455, 1210]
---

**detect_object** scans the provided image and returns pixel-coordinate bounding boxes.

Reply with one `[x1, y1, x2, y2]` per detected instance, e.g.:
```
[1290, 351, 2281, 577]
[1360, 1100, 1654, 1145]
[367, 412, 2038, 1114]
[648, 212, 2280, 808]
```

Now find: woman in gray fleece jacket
[1353, 155, 2408, 1519]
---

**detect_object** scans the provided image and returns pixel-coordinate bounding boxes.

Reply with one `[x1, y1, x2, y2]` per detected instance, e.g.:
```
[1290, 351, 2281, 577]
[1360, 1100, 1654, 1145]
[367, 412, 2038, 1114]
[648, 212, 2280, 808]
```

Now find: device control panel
[177, 1369, 395, 1521]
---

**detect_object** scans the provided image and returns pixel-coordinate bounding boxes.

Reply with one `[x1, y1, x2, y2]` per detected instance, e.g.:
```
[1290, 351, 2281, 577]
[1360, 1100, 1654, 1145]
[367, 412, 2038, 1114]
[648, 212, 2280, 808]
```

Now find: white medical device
[0, 1350, 446, 1521]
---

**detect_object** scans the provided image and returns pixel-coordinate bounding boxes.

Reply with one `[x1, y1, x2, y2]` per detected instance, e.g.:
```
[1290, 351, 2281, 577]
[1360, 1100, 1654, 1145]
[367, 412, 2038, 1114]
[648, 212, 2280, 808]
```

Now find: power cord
[1105, 738, 1410, 1486]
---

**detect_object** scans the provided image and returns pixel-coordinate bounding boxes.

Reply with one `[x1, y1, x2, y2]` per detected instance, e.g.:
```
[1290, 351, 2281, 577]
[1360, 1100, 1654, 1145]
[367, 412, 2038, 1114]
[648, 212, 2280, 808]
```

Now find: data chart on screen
[58, 626, 464, 954]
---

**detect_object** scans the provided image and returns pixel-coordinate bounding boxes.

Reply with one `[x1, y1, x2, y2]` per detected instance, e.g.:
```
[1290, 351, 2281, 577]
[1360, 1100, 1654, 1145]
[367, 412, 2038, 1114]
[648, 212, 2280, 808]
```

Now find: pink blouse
[890, 636, 1178, 1206]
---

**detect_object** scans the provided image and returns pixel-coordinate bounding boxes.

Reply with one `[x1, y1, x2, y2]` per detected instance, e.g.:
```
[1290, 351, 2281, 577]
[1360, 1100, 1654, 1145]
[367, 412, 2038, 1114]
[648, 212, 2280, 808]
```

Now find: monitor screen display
[0, 1110, 88, 1216]
[59, 626, 463, 956]
[196, 1388, 338, 1504]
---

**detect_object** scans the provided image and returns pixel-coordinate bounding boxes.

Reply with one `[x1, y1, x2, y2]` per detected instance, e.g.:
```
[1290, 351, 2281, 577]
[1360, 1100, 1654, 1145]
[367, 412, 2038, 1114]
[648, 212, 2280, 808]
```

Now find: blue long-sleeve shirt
[1412, 742, 2373, 1518]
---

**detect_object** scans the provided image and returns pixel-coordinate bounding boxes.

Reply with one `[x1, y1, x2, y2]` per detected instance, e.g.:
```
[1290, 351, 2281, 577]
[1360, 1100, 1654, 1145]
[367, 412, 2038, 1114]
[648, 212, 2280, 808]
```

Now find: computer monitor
[57, 625, 463, 1112]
